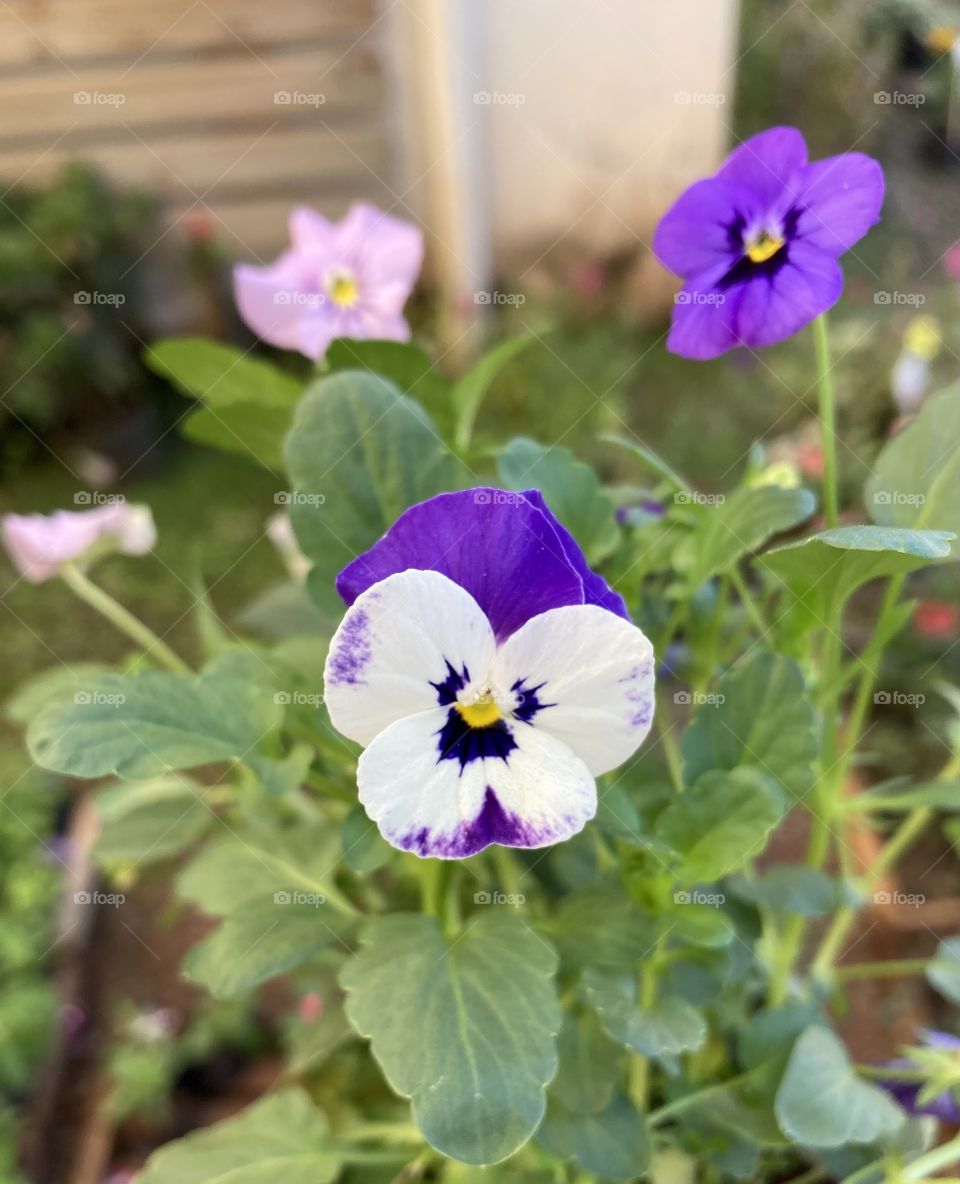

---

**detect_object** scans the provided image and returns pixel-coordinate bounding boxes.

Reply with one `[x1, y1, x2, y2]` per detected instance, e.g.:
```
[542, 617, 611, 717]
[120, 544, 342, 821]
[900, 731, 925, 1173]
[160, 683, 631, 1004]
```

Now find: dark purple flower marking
[326, 608, 371, 686]
[399, 787, 570, 859]
[653, 126, 885, 359]
[336, 488, 628, 641]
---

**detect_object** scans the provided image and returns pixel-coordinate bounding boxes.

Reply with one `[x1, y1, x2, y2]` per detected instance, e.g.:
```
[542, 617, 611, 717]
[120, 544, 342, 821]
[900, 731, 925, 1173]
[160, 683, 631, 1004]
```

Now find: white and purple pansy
[323, 489, 655, 859]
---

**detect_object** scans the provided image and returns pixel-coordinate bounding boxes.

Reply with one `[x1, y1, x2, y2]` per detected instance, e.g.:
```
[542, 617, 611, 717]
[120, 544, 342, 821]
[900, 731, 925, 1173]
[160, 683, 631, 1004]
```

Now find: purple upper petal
[793, 153, 885, 255]
[716, 126, 808, 205]
[336, 488, 628, 641]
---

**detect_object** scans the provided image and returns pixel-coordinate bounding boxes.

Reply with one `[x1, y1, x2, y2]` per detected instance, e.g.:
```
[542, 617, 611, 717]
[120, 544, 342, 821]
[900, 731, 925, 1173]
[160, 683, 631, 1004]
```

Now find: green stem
[61, 562, 191, 675]
[655, 703, 685, 794]
[812, 805, 934, 980]
[836, 957, 931, 982]
[336, 1121, 423, 1144]
[812, 313, 839, 529]
[901, 1133, 960, 1180]
[419, 859, 444, 919]
[648, 1068, 760, 1126]
[856, 1064, 926, 1083]
[730, 567, 767, 635]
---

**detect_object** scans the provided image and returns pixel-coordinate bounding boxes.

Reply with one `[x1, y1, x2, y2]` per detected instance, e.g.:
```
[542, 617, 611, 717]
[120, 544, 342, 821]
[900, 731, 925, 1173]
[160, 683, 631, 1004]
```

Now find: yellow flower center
[745, 230, 785, 265]
[328, 271, 359, 308]
[456, 691, 503, 729]
[927, 25, 957, 55]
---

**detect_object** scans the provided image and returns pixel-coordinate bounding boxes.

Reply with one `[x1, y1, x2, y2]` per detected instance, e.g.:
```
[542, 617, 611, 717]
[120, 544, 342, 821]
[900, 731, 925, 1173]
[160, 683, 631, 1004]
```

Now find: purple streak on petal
[716, 126, 808, 205]
[326, 608, 371, 686]
[337, 489, 627, 640]
[398, 786, 569, 858]
[793, 153, 885, 255]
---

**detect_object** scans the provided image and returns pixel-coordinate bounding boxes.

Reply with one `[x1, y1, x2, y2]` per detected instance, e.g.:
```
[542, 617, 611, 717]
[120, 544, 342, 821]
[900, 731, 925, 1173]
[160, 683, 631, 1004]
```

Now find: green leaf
[284, 370, 465, 615]
[670, 903, 735, 948]
[538, 1092, 651, 1180]
[324, 337, 452, 434]
[675, 486, 816, 588]
[774, 1027, 904, 1148]
[146, 338, 303, 472]
[681, 652, 817, 800]
[655, 768, 785, 883]
[93, 775, 211, 864]
[498, 437, 620, 563]
[146, 338, 302, 409]
[600, 434, 691, 493]
[761, 526, 954, 622]
[184, 894, 351, 998]
[5, 663, 112, 725]
[340, 804, 392, 874]
[585, 972, 707, 1057]
[552, 1010, 626, 1115]
[27, 652, 294, 793]
[177, 824, 345, 920]
[549, 888, 655, 971]
[182, 403, 293, 471]
[453, 334, 533, 451]
[728, 867, 855, 917]
[866, 387, 960, 533]
[927, 937, 960, 1003]
[340, 911, 560, 1165]
[136, 1087, 339, 1183]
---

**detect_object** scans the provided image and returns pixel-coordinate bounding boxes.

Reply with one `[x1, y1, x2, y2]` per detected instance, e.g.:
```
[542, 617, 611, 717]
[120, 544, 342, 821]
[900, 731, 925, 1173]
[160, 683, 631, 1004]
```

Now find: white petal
[323, 569, 495, 746]
[357, 709, 594, 859]
[492, 605, 655, 775]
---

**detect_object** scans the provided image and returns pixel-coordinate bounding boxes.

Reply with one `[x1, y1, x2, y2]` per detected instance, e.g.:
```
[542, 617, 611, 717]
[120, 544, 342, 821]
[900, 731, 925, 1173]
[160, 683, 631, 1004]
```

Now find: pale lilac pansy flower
[323, 489, 655, 859]
[233, 202, 424, 360]
[2, 502, 156, 584]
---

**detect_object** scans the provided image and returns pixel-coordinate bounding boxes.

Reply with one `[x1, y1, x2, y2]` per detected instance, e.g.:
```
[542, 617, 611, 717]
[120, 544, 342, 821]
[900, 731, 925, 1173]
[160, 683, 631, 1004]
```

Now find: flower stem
[812, 314, 839, 529]
[60, 562, 191, 675]
[836, 956, 931, 982]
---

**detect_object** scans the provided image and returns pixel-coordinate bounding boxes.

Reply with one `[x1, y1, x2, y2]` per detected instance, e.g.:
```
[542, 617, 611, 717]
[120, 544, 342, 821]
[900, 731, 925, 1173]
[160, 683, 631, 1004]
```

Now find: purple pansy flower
[323, 489, 654, 859]
[233, 202, 423, 360]
[876, 1030, 960, 1123]
[653, 126, 885, 360]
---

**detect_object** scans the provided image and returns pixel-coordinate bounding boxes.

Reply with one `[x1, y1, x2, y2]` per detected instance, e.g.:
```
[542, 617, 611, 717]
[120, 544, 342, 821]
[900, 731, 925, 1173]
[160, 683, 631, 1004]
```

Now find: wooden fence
[0, 0, 397, 259]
